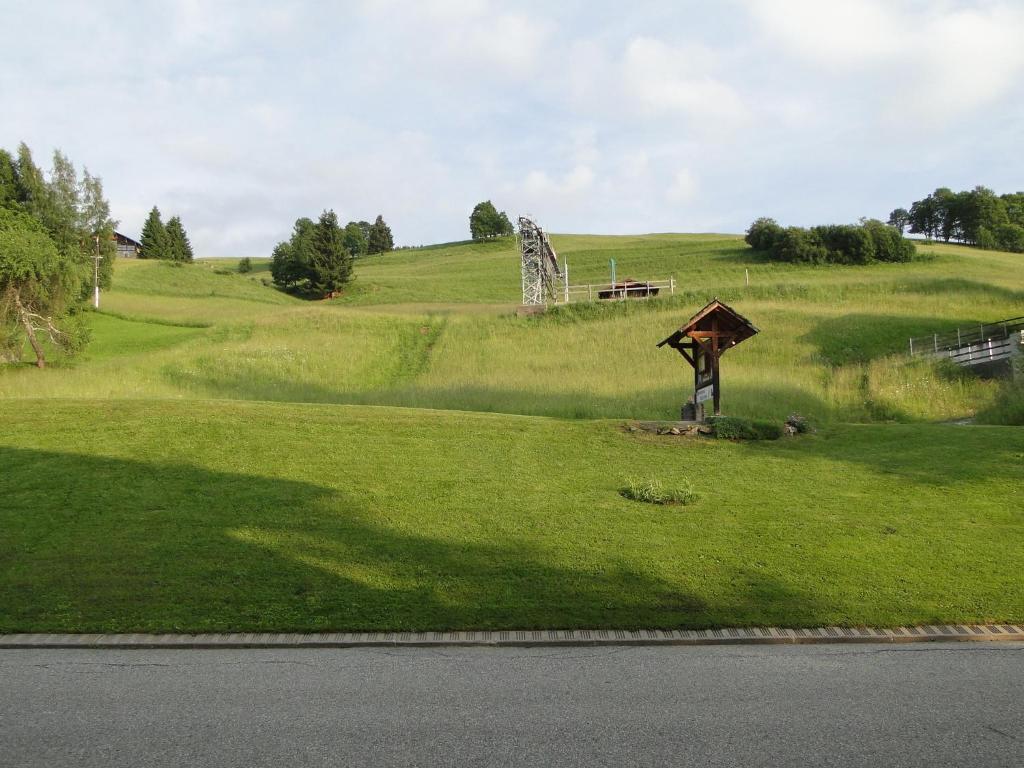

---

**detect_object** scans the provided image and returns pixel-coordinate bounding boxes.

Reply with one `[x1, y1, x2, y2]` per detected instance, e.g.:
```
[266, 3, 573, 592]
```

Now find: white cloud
[744, 0, 1024, 119]
[666, 169, 700, 203]
[745, 0, 901, 70]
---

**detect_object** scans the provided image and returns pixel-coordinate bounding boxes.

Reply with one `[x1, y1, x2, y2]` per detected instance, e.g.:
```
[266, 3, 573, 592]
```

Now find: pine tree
[165, 216, 194, 261]
[140, 206, 168, 259]
[366, 214, 394, 254]
[308, 210, 352, 296]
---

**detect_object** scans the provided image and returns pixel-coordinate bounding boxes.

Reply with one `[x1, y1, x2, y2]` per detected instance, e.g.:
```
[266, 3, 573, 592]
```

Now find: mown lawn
[1, 399, 1020, 633]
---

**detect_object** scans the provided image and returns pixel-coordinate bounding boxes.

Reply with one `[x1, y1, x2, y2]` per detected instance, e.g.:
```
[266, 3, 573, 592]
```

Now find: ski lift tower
[518, 216, 564, 307]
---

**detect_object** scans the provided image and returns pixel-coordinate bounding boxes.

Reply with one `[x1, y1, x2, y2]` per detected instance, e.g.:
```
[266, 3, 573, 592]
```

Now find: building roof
[657, 298, 759, 352]
[113, 231, 142, 248]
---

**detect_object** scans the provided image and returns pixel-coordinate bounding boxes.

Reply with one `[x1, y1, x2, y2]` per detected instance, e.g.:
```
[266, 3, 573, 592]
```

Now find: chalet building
[113, 231, 142, 258]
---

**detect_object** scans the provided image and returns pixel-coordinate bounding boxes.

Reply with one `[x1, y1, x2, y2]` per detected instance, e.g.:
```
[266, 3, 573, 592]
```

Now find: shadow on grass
[802, 313, 984, 366]
[746, 421, 1024, 487]
[0, 447, 829, 633]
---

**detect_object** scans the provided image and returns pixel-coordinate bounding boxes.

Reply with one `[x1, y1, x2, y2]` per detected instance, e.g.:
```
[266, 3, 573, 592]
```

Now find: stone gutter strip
[0, 624, 1022, 649]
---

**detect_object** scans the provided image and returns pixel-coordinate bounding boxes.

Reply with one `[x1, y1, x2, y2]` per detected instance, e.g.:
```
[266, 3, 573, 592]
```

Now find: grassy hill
[2, 235, 1020, 422]
[0, 233, 1021, 632]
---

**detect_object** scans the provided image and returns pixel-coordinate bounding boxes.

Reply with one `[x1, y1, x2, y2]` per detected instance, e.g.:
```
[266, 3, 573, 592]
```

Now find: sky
[3, 0, 1023, 256]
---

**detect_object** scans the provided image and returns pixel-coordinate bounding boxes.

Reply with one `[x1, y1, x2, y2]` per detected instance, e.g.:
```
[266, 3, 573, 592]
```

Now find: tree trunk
[12, 291, 46, 368]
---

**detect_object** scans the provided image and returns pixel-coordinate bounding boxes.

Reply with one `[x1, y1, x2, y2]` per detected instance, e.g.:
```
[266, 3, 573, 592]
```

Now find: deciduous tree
[0, 208, 88, 367]
[469, 200, 514, 240]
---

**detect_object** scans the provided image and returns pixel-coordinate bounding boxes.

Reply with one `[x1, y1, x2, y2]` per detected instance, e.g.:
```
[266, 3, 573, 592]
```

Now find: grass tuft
[620, 476, 700, 506]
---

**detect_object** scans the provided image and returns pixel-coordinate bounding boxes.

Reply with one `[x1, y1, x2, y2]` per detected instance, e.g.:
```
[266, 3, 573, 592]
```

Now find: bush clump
[785, 413, 814, 434]
[745, 218, 916, 264]
[238, 257, 253, 274]
[707, 416, 782, 440]
[620, 477, 699, 506]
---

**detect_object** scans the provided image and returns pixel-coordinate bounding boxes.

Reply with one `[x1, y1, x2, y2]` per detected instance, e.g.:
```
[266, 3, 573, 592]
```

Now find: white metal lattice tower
[518, 216, 563, 306]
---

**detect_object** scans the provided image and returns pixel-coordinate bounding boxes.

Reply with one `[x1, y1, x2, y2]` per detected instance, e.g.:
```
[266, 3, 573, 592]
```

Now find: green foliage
[1, 143, 116, 290]
[904, 186, 1024, 252]
[142, 208, 192, 262]
[366, 214, 394, 254]
[469, 200, 514, 240]
[165, 215, 194, 262]
[975, 380, 1024, 426]
[887, 207, 910, 234]
[140, 206, 168, 260]
[0, 208, 88, 366]
[785, 413, 814, 434]
[707, 416, 782, 440]
[271, 211, 353, 297]
[343, 221, 368, 257]
[237, 257, 253, 274]
[747, 218, 915, 265]
[620, 476, 699, 506]
[309, 210, 353, 296]
[744, 217, 782, 251]
[0, 149, 17, 209]
[271, 217, 314, 290]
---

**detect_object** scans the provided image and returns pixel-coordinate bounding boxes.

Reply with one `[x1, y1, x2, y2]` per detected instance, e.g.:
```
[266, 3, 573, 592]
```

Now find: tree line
[271, 212, 393, 297]
[0, 142, 116, 367]
[745, 217, 916, 264]
[888, 186, 1024, 253]
[140, 206, 194, 261]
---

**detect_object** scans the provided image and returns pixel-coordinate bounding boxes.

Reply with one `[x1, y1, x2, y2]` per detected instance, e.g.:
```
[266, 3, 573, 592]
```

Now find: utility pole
[93, 234, 101, 309]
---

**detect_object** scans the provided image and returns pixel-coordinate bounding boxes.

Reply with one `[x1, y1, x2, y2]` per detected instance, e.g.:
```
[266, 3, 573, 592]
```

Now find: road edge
[1, 624, 1022, 649]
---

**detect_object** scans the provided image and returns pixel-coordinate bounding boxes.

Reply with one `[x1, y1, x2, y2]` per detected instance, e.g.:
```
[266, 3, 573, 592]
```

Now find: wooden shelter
[113, 231, 142, 258]
[657, 299, 758, 417]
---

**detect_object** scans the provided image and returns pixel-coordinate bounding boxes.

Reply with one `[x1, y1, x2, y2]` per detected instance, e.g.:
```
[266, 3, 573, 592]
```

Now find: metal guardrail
[945, 336, 1019, 367]
[909, 316, 1024, 357]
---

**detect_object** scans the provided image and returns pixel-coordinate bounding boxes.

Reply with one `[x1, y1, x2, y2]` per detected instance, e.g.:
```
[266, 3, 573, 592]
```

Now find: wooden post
[670, 276, 675, 295]
[745, 268, 749, 287]
[588, 284, 592, 301]
[711, 316, 721, 415]
[563, 260, 570, 304]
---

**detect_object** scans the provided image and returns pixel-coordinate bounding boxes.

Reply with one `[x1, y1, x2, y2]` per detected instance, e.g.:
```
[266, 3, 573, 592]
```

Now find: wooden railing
[558, 278, 675, 303]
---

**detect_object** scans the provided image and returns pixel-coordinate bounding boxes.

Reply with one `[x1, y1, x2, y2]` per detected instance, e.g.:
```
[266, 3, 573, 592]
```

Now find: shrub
[774, 227, 828, 264]
[785, 413, 814, 434]
[620, 477, 699, 506]
[745, 218, 915, 264]
[707, 416, 782, 440]
[238, 257, 253, 274]
[996, 223, 1024, 253]
[744, 217, 782, 251]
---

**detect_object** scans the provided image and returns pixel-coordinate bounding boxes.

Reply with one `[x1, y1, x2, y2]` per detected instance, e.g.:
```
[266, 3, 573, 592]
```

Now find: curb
[1, 624, 1022, 649]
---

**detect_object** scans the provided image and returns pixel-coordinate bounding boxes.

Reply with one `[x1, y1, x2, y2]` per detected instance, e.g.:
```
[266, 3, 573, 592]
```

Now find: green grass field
[1, 233, 1021, 631]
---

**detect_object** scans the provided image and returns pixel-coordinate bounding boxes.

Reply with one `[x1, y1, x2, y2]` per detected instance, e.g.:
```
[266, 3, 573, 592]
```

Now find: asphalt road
[1, 643, 1022, 767]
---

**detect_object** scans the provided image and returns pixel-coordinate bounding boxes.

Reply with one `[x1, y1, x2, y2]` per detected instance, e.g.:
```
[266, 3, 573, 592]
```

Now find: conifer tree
[165, 215, 194, 261]
[140, 206, 168, 259]
[308, 210, 352, 296]
[366, 214, 394, 254]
